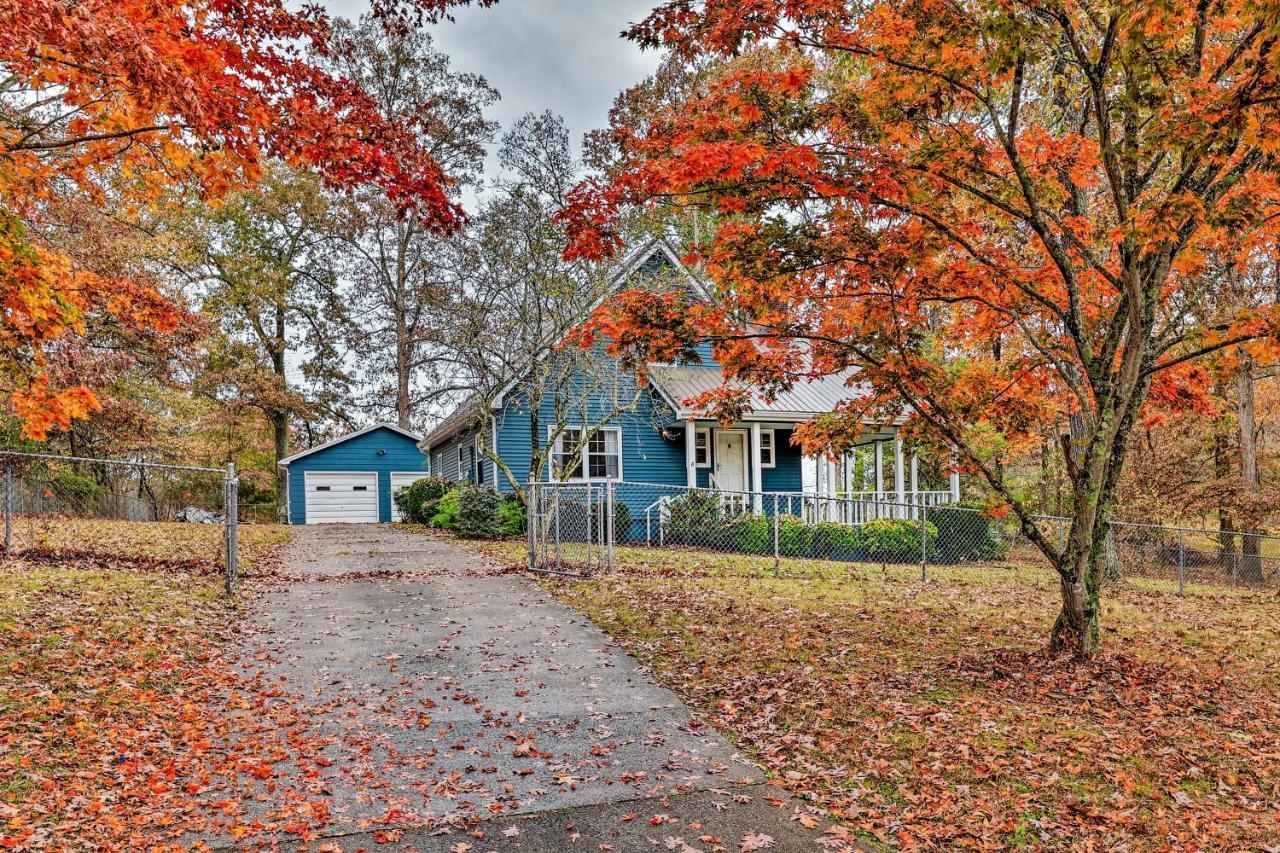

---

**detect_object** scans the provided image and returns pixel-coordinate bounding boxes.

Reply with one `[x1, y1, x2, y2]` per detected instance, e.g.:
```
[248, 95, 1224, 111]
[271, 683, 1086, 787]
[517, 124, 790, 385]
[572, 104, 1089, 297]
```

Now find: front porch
[679, 418, 960, 523]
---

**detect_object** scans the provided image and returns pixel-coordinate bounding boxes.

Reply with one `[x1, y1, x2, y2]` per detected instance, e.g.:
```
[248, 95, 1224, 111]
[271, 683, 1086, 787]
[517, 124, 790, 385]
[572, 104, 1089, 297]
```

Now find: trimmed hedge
[858, 517, 938, 563]
[498, 494, 526, 537]
[453, 486, 503, 539]
[928, 505, 1007, 563]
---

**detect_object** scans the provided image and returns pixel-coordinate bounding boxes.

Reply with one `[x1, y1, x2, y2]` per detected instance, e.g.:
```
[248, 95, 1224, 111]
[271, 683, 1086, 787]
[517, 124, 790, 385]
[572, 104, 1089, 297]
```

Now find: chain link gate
[0, 451, 241, 594]
[527, 481, 615, 576]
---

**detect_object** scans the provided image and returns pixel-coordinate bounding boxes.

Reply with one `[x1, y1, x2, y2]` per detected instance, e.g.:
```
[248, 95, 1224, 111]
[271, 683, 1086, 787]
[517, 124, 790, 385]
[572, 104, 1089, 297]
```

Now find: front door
[714, 431, 747, 493]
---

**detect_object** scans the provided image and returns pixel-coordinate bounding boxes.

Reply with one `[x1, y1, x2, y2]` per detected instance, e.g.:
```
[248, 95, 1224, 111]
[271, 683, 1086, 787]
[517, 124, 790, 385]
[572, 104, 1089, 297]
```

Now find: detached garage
[279, 424, 429, 524]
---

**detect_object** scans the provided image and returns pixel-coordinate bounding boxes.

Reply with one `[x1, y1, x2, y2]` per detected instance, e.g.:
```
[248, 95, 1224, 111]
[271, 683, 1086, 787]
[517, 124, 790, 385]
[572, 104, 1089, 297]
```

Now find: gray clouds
[326, 0, 661, 199]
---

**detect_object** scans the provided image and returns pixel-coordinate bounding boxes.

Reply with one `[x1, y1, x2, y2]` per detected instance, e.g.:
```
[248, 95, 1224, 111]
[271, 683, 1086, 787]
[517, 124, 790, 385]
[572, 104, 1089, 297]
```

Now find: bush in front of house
[928, 504, 1007, 563]
[394, 475, 454, 524]
[778, 514, 813, 557]
[498, 494, 526, 537]
[810, 522, 861, 560]
[452, 485, 504, 539]
[730, 514, 771, 554]
[859, 517, 938, 563]
[665, 491, 728, 549]
[430, 486, 462, 529]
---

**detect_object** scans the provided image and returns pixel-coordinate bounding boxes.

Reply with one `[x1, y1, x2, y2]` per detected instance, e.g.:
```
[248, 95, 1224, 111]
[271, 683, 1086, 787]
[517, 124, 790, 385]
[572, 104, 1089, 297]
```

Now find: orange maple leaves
[0, 0, 481, 437]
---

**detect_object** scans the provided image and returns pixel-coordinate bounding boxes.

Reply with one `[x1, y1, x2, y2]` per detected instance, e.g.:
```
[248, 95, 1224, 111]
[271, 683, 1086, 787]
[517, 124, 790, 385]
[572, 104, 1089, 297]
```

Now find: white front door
[714, 431, 747, 492]
[304, 472, 379, 524]
[389, 472, 429, 522]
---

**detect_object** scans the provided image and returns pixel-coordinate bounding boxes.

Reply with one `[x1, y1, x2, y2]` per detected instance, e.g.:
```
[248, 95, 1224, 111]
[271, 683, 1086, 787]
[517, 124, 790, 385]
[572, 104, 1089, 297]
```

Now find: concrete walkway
[218, 526, 837, 851]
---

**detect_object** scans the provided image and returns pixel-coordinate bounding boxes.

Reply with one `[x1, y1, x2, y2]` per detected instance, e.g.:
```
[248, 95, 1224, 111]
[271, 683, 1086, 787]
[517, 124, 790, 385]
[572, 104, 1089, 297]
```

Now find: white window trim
[760, 428, 777, 468]
[694, 428, 711, 468]
[548, 425, 624, 482]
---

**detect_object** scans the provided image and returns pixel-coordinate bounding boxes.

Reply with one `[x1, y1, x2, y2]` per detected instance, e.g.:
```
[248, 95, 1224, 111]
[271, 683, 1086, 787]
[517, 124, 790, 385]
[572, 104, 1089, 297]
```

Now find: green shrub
[430, 486, 462, 529]
[49, 471, 105, 510]
[859, 517, 938, 563]
[778, 515, 812, 557]
[929, 505, 1007, 563]
[394, 475, 454, 524]
[731, 514, 771, 555]
[611, 500, 633, 542]
[810, 522, 860, 560]
[452, 485, 503, 539]
[665, 491, 727, 548]
[498, 494, 526, 537]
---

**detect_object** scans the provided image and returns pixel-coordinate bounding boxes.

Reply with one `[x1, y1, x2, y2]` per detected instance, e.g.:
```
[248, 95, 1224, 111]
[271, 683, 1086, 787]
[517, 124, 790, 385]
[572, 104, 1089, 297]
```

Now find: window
[552, 427, 622, 480]
[353, 486, 368, 492]
[760, 429, 776, 467]
[315, 486, 331, 492]
[694, 429, 710, 467]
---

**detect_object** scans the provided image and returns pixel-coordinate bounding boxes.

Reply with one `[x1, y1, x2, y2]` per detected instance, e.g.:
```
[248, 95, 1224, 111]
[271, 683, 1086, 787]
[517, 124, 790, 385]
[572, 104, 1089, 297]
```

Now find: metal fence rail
[527, 480, 1280, 593]
[0, 451, 240, 594]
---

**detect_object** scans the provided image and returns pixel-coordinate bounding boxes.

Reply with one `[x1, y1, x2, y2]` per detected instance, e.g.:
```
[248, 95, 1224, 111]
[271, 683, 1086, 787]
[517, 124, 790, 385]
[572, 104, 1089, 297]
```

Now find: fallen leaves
[533, 545, 1280, 850]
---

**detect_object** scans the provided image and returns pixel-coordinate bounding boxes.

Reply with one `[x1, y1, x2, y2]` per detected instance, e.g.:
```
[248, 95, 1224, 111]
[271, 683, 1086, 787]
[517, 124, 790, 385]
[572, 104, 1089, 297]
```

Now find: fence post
[1178, 528, 1186, 596]
[224, 462, 238, 595]
[920, 503, 928, 582]
[606, 480, 615, 572]
[3, 462, 10, 557]
[527, 483, 537, 570]
[772, 494, 780, 576]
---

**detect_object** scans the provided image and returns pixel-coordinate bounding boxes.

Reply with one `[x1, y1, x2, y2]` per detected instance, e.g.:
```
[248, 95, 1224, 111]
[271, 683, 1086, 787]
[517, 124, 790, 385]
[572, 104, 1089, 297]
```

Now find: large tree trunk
[1213, 387, 1240, 578]
[1236, 357, 1263, 582]
[1050, 554, 1102, 657]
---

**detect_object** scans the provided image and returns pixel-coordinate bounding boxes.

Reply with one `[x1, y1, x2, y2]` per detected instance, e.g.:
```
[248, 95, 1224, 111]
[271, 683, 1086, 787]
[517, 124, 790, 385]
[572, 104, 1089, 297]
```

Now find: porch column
[874, 441, 884, 496]
[950, 447, 961, 503]
[685, 421, 697, 489]
[896, 435, 906, 507]
[749, 421, 763, 513]
[910, 451, 919, 519]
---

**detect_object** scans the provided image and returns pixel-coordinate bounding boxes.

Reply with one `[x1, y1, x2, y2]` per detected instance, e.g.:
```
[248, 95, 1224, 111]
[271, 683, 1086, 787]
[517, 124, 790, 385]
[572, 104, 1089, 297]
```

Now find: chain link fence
[528, 480, 1280, 592]
[0, 451, 240, 593]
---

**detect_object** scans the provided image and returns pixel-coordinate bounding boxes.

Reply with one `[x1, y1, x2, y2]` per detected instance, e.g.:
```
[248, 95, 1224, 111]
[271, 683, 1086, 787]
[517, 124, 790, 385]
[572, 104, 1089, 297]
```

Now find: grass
[0, 521, 293, 847]
[9, 516, 292, 573]
[470, 538, 1280, 849]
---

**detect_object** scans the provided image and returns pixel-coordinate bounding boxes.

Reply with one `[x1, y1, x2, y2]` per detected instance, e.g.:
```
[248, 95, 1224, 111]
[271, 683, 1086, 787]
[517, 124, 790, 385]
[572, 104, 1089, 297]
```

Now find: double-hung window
[552, 427, 621, 480]
[760, 429, 776, 467]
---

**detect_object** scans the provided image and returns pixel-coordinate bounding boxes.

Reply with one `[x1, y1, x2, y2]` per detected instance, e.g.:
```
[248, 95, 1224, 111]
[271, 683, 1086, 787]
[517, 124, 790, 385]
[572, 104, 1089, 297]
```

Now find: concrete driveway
[213, 525, 837, 851]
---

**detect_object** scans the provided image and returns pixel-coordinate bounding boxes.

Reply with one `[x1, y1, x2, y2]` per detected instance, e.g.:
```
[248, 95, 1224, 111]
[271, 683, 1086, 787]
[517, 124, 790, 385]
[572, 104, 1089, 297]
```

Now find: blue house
[420, 238, 960, 524]
[278, 424, 429, 524]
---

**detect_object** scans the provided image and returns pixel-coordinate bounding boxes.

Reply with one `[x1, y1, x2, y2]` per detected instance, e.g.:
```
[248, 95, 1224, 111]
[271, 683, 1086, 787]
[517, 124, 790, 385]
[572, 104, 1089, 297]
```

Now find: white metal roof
[647, 364, 876, 421]
[277, 423, 423, 467]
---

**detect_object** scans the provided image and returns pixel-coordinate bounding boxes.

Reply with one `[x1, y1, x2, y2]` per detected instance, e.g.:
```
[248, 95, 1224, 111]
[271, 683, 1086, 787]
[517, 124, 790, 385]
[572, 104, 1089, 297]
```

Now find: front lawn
[0, 524, 301, 849]
[472, 539, 1280, 849]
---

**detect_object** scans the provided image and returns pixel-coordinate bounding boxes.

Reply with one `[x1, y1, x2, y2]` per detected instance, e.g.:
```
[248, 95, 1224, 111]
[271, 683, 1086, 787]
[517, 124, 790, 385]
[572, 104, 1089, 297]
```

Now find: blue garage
[278, 424, 430, 524]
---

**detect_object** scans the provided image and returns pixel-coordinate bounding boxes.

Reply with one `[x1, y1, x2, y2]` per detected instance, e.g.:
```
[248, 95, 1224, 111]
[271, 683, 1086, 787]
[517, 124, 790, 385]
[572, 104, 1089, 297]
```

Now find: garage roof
[277, 423, 422, 467]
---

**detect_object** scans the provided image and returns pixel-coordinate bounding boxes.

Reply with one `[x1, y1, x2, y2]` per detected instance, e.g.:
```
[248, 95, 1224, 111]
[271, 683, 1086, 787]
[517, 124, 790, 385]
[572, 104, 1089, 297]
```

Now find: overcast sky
[326, 0, 662, 203]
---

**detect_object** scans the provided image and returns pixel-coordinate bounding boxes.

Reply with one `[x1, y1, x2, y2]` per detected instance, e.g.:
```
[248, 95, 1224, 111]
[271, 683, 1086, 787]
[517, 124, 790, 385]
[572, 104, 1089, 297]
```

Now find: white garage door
[304, 472, 379, 524]
[389, 472, 429, 522]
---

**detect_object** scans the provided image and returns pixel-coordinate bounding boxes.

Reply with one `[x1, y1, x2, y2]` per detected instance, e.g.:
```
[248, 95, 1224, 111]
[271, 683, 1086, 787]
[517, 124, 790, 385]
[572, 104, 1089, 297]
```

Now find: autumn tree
[564, 0, 1280, 656]
[445, 113, 657, 496]
[0, 0, 487, 438]
[171, 167, 347, 508]
[322, 15, 498, 429]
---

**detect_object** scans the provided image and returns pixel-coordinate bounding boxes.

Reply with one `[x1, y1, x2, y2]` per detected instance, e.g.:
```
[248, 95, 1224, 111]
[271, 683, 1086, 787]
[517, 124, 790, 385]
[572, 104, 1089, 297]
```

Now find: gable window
[552, 427, 622, 480]
[694, 429, 710, 467]
[760, 429, 776, 468]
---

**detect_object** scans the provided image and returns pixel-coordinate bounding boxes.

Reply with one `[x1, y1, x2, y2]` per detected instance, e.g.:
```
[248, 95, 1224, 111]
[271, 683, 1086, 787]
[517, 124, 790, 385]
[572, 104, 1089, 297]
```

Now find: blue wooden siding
[286, 427, 427, 524]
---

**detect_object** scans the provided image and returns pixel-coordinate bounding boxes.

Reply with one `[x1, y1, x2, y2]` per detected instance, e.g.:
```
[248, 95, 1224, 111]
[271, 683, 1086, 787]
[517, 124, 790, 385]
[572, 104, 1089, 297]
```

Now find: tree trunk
[1049, 558, 1102, 657]
[1236, 357, 1263, 582]
[271, 303, 290, 516]
[396, 328, 412, 430]
[1213, 395, 1240, 578]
